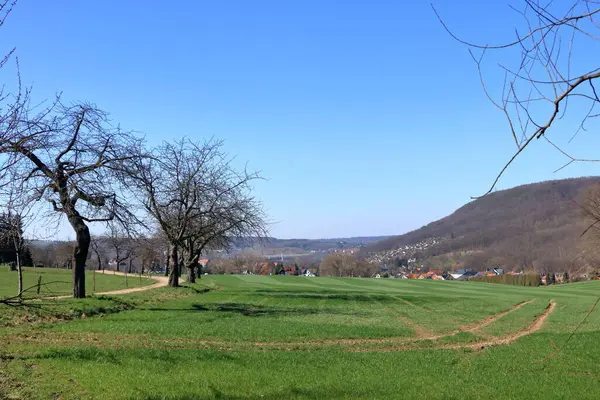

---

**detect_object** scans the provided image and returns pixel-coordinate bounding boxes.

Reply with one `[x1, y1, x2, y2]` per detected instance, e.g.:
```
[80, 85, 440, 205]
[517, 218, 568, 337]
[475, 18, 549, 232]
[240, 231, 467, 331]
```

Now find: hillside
[225, 236, 390, 254]
[364, 177, 600, 273]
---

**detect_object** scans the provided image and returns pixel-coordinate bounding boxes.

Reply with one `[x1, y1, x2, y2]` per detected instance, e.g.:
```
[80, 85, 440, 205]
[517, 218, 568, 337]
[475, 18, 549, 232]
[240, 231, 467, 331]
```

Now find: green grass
[0, 266, 155, 298]
[0, 266, 156, 328]
[2, 275, 600, 399]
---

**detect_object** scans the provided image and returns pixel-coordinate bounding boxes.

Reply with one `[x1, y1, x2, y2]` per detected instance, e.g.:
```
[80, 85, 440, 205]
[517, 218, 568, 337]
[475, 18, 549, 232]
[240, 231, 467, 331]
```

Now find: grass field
[1, 275, 600, 399]
[0, 266, 155, 298]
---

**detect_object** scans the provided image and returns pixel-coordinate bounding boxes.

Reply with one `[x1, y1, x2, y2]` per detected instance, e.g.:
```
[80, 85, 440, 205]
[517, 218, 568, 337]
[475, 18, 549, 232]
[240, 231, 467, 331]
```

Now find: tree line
[0, 4, 267, 298]
[0, 101, 267, 299]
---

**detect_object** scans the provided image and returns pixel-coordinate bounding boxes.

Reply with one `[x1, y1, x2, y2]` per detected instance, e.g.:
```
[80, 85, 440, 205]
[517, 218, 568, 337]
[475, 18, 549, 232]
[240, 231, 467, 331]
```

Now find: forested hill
[364, 177, 600, 271]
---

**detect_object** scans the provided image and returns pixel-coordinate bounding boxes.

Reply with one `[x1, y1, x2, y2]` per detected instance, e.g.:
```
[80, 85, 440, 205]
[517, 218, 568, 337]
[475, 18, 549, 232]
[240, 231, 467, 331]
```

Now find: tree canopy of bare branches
[319, 253, 378, 278]
[127, 138, 268, 286]
[435, 1, 600, 197]
[0, 102, 145, 297]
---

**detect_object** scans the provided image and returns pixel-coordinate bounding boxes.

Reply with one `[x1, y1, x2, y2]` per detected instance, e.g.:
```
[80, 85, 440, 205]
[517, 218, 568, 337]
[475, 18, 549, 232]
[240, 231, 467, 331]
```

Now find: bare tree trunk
[168, 245, 179, 287]
[96, 254, 102, 270]
[128, 258, 133, 273]
[164, 250, 170, 277]
[184, 241, 198, 284]
[69, 215, 90, 299]
[16, 251, 23, 297]
[188, 265, 196, 283]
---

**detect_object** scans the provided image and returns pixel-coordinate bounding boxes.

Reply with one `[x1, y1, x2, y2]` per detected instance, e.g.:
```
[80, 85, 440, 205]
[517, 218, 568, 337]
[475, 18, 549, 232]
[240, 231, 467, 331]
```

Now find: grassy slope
[2, 275, 600, 399]
[0, 267, 156, 329]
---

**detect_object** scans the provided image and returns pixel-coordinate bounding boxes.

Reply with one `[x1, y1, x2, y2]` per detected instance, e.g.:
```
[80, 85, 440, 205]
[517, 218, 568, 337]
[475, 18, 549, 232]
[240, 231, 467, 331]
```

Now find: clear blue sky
[3, 0, 600, 239]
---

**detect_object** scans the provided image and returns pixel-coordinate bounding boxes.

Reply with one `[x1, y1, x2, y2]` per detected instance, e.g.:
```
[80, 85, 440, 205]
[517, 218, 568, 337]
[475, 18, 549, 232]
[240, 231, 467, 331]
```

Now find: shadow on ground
[253, 290, 393, 302]
[139, 385, 373, 400]
[145, 302, 368, 317]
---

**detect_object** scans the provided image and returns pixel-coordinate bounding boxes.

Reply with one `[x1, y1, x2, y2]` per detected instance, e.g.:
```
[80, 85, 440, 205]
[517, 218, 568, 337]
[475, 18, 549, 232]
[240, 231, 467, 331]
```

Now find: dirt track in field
[43, 271, 180, 299]
[16, 296, 555, 354]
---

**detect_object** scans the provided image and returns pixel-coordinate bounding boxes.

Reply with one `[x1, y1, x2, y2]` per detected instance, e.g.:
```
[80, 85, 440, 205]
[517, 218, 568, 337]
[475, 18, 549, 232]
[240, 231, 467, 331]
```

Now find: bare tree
[435, 1, 600, 196]
[580, 183, 600, 267]
[127, 138, 268, 286]
[0, 0, 16, 62]
[320, 253, 378, 277]
[0, 102, 144, 297]
[106, 223, 132, 273]
[138, 236, 161, 275]
[126, 244, 139, 274]
[90, 236, 107, 271]
[0, 176, 35, 296]
[29, 242, 57, 268]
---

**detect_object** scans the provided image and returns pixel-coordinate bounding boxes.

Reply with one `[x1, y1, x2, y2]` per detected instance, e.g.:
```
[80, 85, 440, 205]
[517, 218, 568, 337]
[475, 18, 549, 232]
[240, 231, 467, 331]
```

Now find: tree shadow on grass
[254, 290, 394, 302]
[146, 303, 368, 317]
[31, 347, 239, 364]
[139, 385, 373, 400]
[33, 348, 122, 364]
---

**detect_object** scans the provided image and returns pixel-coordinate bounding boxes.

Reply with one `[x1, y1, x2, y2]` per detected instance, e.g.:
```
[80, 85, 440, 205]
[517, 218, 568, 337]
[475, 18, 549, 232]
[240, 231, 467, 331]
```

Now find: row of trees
[24, 234, 164, 275]
[0, 115, 268, 298]
[319, 253, 378, 278]
[0, 1, 267, 299]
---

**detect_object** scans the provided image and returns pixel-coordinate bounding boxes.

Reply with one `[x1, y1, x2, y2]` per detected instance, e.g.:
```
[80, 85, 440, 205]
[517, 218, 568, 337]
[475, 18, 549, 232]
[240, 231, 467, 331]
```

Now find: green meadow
[0, 267, 155, 299]
[2, 275, 600, 399]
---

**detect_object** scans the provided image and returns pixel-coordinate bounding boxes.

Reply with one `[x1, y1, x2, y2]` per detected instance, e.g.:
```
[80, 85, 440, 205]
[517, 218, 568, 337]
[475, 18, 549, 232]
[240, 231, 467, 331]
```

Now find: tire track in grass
[244, 298, 541, 348]
[9, 300, 552, 354]
[361, 300, 556, 352]
[461, 299, 534, 333]
[368, 294, 434, 338]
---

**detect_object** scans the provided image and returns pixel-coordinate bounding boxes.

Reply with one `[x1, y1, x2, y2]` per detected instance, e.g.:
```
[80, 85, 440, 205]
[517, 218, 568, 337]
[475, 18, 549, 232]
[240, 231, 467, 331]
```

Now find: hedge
[469, 274, 541, 286]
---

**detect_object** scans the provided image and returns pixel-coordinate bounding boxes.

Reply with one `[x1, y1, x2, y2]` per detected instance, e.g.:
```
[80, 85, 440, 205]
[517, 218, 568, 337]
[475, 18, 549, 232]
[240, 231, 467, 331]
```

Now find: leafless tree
[435, 1, 600, 196]
[0, 102, 144, 297]
[126, 138, 268, 286]
[90, 235, 107, 271]
[138, 236, 161, 275]
[230, 254, 260, 274]
[319, 253, 378, 277]
[580, 183, 600, 264]
[0, 173, 36, 296]
[106, 223, 132, 273]
[55, 241, 74, 269]
[29, 242, 57, 268]
[126, 244, 139, 274]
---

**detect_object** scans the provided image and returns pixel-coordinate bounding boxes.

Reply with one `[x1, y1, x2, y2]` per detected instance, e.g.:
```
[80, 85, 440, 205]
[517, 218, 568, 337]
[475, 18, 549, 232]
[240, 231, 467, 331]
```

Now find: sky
[3, 0, 600, 239]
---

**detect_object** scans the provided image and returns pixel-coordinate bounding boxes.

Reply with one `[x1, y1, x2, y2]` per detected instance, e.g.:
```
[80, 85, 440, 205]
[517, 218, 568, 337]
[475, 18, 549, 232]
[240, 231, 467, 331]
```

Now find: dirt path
[93, 271, 171, 295]
[43, 271, 181, 299]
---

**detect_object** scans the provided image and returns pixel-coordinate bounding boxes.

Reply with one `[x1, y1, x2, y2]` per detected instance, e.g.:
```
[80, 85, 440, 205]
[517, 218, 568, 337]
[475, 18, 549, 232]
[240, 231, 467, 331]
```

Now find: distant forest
[364, 177, 600, 274]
